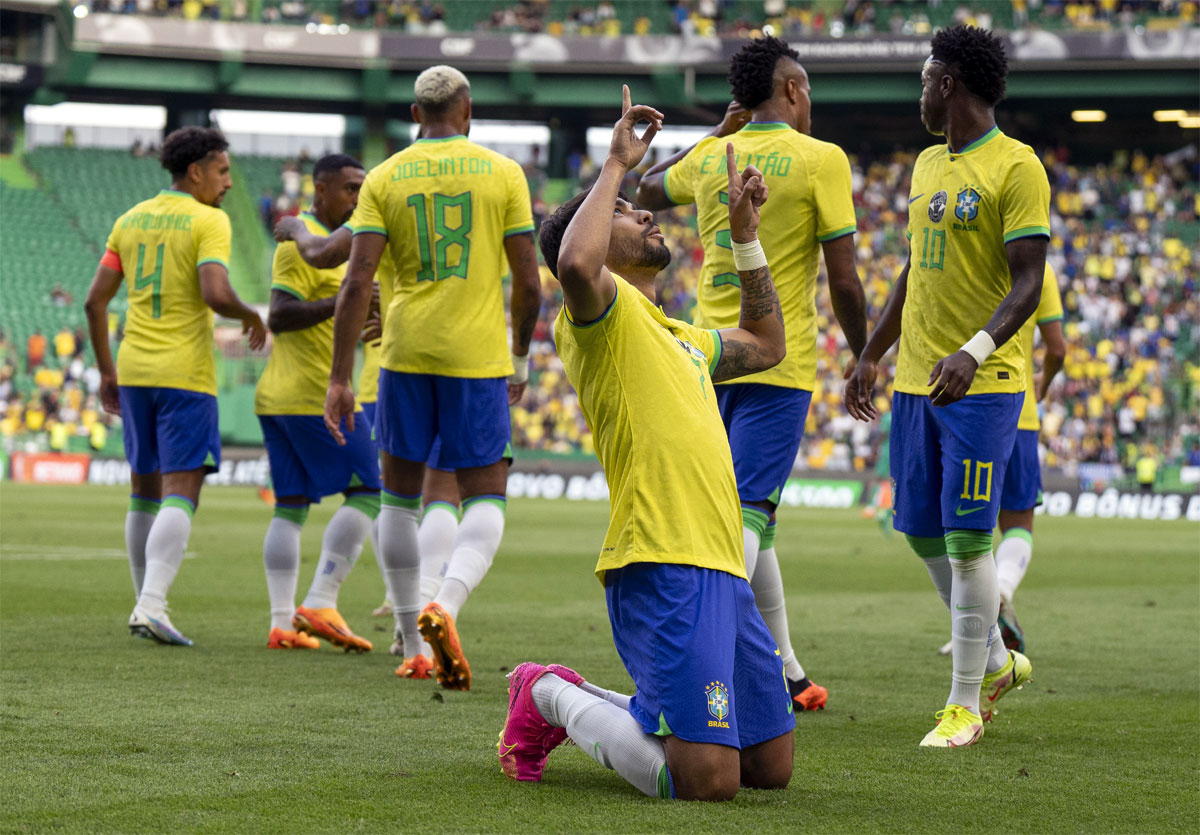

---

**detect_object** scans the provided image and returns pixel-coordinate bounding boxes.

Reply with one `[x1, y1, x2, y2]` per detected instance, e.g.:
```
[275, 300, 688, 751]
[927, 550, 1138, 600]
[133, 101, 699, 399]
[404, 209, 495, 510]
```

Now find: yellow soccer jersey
[896, 128, 1051, 397]
[255, 212, 359, 415]
[349, 136, 535, 378]
[664, 122, 856, 390]
[105, 189, 232, 395]
[1017, 263, 1064, 431]
[554, 275, 746, 583]
[358, 339, 381, 404]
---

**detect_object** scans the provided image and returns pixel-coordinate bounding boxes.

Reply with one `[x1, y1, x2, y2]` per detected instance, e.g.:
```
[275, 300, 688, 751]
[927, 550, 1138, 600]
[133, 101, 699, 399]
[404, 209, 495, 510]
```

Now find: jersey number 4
[134, 242, 164, 318]
[407, 192, 472, 281]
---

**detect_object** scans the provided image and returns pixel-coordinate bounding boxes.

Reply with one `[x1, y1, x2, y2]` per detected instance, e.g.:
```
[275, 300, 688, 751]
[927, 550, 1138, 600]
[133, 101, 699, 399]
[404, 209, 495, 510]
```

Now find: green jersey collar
[300, 210, 331, 234]
[158, 189, 196, 200]
[949, 126, 1001, 156]
[740, 122, 790, 133]
[415, 134, 466, 143]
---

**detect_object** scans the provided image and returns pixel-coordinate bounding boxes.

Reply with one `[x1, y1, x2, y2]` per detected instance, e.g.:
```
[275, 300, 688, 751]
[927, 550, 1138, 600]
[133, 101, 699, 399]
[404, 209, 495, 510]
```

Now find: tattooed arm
[324, 231, 385, 444]
[711, 142, 786, 383]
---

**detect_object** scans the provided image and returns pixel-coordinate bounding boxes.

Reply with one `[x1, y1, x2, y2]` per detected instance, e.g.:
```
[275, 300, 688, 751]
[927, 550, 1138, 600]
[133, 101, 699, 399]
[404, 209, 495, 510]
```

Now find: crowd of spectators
[86, 0, 1198, 35]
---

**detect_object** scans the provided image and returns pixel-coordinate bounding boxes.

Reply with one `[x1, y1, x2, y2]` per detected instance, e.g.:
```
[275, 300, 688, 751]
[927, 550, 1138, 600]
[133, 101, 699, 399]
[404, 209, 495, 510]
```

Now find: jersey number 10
[407, 192, 472, 281]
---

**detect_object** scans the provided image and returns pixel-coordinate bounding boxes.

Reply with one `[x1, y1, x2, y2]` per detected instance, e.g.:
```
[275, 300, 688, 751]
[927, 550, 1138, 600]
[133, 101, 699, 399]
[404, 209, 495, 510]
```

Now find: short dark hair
[538, 189, 634, 279]
[312, 153, 364, 180]
[728, 36, 801, 110]
[160, 126, 228, 178]
[930, 25, 1008, 106]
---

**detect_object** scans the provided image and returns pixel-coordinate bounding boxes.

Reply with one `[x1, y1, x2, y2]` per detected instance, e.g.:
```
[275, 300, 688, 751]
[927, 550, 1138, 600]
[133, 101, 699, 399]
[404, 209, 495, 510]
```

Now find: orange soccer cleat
[395, 654, 434, 679]
[266, 627, 320, 650]
[418, 602, 471, 690]
[292, 606, 373, 653]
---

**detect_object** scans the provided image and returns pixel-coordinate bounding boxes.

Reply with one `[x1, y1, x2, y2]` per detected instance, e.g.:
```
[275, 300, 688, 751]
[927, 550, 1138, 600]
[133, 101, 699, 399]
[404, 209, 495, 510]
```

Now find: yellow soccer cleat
[395, 654, 434, 679]
[293, 606, 373, 653]
[919, 705, 984, 748]
[980, 649, 1032, 722]
[418, 602, 471, 690]
[266, 627, 320, 650]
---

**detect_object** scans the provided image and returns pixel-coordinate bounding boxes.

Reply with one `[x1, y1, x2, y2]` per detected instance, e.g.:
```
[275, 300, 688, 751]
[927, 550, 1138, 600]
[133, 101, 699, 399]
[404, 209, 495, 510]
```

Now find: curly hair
[160, 126, 229, 178]
[930, 25, 1008, 106]
[728, 36, 801, 110]
[538, 189, 632, 279]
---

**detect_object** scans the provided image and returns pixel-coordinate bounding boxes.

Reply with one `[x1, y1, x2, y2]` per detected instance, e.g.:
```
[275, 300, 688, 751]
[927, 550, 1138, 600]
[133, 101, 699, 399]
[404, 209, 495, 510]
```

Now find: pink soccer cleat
[497, 662, 573, 782]
[546, 663, 585, 686]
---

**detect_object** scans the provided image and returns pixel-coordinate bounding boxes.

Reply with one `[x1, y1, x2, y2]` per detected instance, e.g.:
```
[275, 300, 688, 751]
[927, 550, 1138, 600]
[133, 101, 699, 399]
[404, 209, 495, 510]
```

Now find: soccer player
[636, 36, 869, 712]
[499, 88, 793, 801]
[844, 26, 1049, 747]
[323, 65, 541, 689]
[83, 126, 267, 646]
[256, 153, 382, 653]
[274, 215, 466, 674]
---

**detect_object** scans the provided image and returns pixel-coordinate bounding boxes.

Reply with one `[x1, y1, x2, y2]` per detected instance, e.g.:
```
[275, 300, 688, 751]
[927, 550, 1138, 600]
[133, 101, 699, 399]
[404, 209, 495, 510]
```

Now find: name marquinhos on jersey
[120, 211, 194, 232]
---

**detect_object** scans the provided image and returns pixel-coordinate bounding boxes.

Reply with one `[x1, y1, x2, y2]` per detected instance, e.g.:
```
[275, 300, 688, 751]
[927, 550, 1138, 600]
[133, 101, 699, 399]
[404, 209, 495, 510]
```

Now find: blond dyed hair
[414, 65, 470, 110]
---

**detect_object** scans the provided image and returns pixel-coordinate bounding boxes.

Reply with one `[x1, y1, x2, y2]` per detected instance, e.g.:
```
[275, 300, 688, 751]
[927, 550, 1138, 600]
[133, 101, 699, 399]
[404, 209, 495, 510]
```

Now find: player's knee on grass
[664, 738, 741, 801]
[738, 732, 793, 791]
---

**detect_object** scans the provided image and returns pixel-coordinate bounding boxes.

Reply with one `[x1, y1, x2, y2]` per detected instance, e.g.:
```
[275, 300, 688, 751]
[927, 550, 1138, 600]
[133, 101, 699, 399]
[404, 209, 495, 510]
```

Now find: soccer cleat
[997, 596, 1026, 654]
[938, 639, 953, 656]
[418, 602, 471, 690]
[980, 649, 1032, 722]
[372, 598, 392, 618]
[497, 662, 569, 782]
[919, 705, 984, 748]
[395, 654, 434, 679]
[266, 627, 319, 649]
[292, 606, 373, 653]
[789, 677, 828, 711]
[546, 663, 585, 686]
[129, 607, 193, 646]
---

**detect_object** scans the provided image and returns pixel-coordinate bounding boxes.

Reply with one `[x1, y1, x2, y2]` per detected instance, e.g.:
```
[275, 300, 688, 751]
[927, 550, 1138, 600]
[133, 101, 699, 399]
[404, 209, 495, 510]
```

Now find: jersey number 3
[408, 192, 472, 281]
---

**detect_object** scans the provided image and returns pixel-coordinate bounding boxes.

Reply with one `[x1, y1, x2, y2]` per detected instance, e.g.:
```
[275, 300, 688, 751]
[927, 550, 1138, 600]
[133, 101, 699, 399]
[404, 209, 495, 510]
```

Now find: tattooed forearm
[738, 265, 783, 325]
[712, 336, 775, 382]
[710, 262, 787, 382]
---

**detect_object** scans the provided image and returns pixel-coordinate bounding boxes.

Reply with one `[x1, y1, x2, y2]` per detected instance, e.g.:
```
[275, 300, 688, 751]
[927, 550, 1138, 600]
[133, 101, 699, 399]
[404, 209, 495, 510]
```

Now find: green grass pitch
[1, 483, 1197, 833]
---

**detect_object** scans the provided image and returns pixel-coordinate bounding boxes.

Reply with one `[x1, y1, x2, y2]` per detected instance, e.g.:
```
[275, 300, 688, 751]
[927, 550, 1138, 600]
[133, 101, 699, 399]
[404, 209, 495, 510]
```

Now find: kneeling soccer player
[256, 153, 380, 652]
[499, 89, 794, 801]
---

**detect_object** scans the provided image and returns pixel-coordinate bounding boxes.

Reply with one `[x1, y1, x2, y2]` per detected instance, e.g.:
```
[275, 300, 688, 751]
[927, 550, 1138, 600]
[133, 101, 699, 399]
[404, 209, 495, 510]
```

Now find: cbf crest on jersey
[955, 186, 982, 222]
[706, 680, 730, 727]
[928, 190, 948, 223]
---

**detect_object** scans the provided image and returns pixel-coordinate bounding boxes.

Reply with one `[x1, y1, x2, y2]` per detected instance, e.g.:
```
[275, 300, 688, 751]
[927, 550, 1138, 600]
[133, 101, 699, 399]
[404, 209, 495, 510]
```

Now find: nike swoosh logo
[955, 505, 985, 516]
[955, 604, 982, 610]
[909, 193, 925, 204]
[499, 741, 517, 757]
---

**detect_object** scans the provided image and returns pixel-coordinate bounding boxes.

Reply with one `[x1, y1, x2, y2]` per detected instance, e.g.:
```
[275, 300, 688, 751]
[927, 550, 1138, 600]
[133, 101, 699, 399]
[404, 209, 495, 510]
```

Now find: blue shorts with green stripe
[362, 401, 451, 473]
[715, 383, 812, 506]
[259, 414, 380, 503]
[119, 386, 219, 475]
[1000, 429, 1042, 511]
[605, 562, 796, 748]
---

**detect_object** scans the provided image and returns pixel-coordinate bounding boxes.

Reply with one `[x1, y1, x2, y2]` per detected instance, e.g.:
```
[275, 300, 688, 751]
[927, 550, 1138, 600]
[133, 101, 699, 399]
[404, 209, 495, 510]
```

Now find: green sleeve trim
[273, 504, 310, 525]
[162, 495, 196, 518]
[566, 289, 617, 330]
[945, 529, 993, 559]
[1001, 527, 1033, 545]
[760, 521, 777, 550]
[270, 283, 305, 300]
[905, 230, 912, 240]
[128, 496, 161, 514]
[817, 224, 857, 242]
[197, 257, 229, 270]
[504, 224, 535, 237]
[707, 329, 723, 375]
[353, 226, 388, 237]
[662, 166, 682, 206]
[905, 534, 947, 559]
[1036, 314, 1064, 324]
[1003, 225, 1050, 243]
[382, 490, 421, 510]
[741, 505, 770, 539]
[344, 492, 381, 520]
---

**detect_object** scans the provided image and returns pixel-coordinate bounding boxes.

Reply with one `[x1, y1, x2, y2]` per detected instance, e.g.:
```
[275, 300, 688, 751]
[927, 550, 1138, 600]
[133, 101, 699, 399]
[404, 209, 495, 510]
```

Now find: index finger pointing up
[725, 142, 738, 188]
[622, 84, 630, 114]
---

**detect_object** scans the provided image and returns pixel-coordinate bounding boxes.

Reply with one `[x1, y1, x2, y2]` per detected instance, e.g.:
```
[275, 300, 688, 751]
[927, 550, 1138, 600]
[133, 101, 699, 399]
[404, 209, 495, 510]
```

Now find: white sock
[532, 673, 669, 798]
[263, 515, 302, 631]
[948, 554, 1000, 711]
[751, 545, 805, 681]
[379, 499, 422, 653]
[985, 623, 1009, 674]
[419, 503, 458, 604]
[995, 528, 1033, 602]
[300, 504, 370, 611]
[742, 526, 760, 580]
[580, 680, 633, 712]
[124, 503, 157, 598]
[369, 517, 387, 596]
[434, 499, 505, 620]
[135, 501, 192, 618]
[923, 554, 953, 610]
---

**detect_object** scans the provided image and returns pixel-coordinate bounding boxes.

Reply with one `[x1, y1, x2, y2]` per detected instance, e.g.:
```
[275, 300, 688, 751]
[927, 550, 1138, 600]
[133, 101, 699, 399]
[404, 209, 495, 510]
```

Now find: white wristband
[509, 352, 530, 384]
[731, 237, 767, 272]
[959, 330, 996, 366]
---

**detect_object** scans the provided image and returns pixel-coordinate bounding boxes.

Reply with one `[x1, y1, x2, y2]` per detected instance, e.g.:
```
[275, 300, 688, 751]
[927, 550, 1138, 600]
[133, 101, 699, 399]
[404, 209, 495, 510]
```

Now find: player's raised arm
[275, 218, 353, 270]
[844, 257, 909, 422]
[324, 231, 384, 444]
[927, 235, 1046, 407]
[556, 85, 662, 323]
[710, 143, 786, 383]
[636, 100, 749, 210]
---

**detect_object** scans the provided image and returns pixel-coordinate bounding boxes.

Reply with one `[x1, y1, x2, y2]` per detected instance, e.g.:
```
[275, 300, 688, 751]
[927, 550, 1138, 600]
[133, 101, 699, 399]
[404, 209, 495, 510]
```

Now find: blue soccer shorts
[1000, 429, 1042, 512]
[889, 392, 1023, 537]
[377, 370, 510, 470]
[119, 385, 220, 475]
[715, 383, 812, 507]
[605, 562, 796, 748]
[259, 414, 381, 503]
[363, 401, 454, 474]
